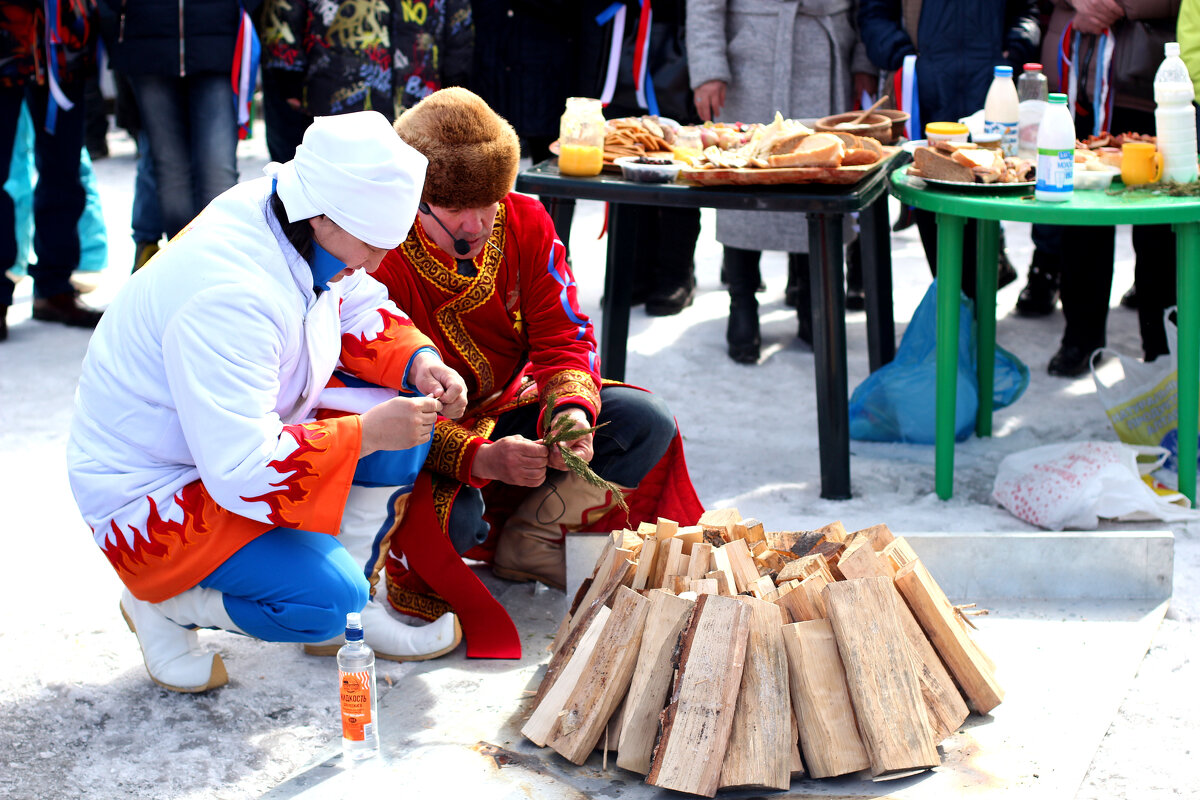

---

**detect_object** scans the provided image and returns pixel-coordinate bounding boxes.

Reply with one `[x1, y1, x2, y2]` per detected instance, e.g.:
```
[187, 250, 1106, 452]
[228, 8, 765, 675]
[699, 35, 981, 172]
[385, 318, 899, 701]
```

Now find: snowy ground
[0, 127, 1196, 799]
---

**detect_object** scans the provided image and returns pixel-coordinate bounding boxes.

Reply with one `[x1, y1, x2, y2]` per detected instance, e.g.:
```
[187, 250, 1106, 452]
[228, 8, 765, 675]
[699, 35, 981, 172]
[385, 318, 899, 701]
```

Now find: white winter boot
[119, 586, 241, 693]
[303, 485, 462, 662]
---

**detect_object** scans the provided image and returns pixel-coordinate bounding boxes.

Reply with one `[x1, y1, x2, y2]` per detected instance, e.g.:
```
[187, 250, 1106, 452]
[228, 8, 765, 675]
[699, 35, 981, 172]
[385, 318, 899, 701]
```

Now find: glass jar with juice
[558, 97, 605, 177]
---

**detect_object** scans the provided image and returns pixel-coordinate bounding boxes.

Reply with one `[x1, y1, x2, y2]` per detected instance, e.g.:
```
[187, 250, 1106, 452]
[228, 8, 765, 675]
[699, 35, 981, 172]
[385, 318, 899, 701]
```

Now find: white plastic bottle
[985, 65, 1020, 157]
[1036, 93, 1074, 203]
[1017, 62, 1049, 160]
[1154, 42, 1199, 183]
[338, 612, 380, 761]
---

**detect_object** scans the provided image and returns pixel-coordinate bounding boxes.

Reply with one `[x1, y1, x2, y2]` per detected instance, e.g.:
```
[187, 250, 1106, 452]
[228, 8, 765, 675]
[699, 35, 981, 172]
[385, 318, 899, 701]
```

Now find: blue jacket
[858, 0, 1040, 123]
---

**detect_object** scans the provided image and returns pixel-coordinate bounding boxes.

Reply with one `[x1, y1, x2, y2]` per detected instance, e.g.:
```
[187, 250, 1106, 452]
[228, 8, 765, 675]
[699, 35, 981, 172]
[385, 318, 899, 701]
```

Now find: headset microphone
[418, 202, 471, 256]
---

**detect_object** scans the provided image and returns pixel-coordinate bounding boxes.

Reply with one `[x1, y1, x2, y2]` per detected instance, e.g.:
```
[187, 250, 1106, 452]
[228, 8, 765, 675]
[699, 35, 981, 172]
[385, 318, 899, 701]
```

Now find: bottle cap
[1048, 93, 1067, 104]
[1165, 42, 1181, 57]
[994, 65, 1013, 78]
[1023, 63, 1043, 72]
[345, 612, 364, 641]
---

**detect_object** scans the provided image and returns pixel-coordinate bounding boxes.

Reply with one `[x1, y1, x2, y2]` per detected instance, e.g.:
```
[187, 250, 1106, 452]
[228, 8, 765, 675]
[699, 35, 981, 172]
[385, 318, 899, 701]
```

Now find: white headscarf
[264, 111, 428, 249]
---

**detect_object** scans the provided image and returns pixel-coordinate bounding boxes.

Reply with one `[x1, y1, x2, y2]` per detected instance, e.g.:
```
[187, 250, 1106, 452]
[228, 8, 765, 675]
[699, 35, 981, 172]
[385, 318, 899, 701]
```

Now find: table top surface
[890, 169, 1200, 225]
[516, 158, 893, 213]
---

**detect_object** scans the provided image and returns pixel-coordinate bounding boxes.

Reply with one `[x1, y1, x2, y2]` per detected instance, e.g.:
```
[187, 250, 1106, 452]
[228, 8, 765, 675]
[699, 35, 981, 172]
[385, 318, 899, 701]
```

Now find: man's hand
[545, 407, 594, 471]
[1073, 0, 1123, 34]
[694, 80, 727, 122]
[471, 435, 548, 486]
[359, 396, 440, 457]
[408, 350, 468, 419]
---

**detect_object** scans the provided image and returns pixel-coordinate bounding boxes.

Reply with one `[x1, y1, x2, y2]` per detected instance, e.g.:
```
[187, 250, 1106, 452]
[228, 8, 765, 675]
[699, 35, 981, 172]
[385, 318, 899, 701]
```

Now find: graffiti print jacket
[258, 0, 473, 120]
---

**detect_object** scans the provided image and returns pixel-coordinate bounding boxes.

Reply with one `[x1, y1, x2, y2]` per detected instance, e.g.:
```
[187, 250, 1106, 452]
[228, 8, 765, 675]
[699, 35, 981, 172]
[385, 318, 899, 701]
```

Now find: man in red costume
[371, 88, 704, 658]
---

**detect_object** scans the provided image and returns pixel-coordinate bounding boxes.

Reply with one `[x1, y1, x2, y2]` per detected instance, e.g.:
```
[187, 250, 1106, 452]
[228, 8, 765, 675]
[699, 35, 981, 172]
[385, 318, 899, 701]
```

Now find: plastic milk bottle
[985, 65, 1020, 157]
[1017, 63, 1049, 160]
[1154, 42, 1199, 183]
[1036, 93, 1074, 202]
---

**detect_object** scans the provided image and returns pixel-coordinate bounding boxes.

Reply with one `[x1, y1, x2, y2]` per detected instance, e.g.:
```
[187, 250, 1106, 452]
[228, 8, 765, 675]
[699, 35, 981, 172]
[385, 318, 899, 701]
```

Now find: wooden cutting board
[679, 147, 899, 187]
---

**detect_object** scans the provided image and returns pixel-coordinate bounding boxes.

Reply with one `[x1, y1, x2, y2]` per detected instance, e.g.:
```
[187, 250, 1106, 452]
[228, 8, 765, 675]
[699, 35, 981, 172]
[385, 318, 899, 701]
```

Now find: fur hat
[394, 88, 519, 209]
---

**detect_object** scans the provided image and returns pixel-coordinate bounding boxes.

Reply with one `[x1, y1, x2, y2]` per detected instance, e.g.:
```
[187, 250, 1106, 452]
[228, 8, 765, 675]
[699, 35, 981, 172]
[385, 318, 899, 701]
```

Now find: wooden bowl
[875, 108, 911, 142]
[814, 112, 892, 144]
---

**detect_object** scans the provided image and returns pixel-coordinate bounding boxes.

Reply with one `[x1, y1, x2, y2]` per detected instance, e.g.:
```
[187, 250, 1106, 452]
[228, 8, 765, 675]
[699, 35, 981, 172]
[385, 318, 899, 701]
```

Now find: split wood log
[646, 594, 752, 797]
[668, 575, 690, 594]
[836, 543, 968, 741]
[697, 508, 742, 528]
[677, 525, 705, 554]
[824, 578, 940, 778]
[781, 619, 870, 778]
[751, 574, 777, 599]
[654, 518, 679, 540]
[810, 539, 847, 579]
[655, 537, 685, 590]
[548, 587, 651, 764]
[691, 578, 719, 595]
[766, 530, 814, 552]
[755, 549, 788, 576]
[637, 521, 657, 537]
[882, 536, 920, 572]
[616, 591, 695, 775]
[687, 543, 713, 579]
[569, 546, 635, 636]
[536, 557, 637, 707]
[739, 517, 767, 547]
[710, 544, 739, 596]
[523, 606, 611, 746]
[789, 709, 806, 778]
[777, 553, 833, 584]
[894, 559, 1004, 715]
[722, 538, 761, 594]
[718, 597, 792, 791]
[853, 523, 896, 552]
[597, 695, 627, 753]
[704, 570, 733, 596]
[814, 520, 848, 543]
[701, 525, 729, 548]
[630, 537, 657, 591]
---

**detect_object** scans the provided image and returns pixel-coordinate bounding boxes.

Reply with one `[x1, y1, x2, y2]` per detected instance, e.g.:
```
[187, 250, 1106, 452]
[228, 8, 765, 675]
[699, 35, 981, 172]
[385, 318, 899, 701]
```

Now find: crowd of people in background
[0, 0, 1194, 375]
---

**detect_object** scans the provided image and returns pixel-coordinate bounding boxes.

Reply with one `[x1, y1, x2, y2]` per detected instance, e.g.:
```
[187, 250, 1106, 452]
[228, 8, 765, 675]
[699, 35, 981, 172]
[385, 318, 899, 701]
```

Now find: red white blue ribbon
[43, 0, 80, 134]
[595, 3, 627, 105]
[1059, 22, 1114, 135]
[632, 0, 655, 113]
[232, 8, 261, 140]
[893, 54, 919, 139]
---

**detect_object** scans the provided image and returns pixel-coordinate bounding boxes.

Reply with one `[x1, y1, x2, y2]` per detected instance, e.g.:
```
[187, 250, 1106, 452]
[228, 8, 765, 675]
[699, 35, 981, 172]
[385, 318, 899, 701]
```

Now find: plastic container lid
[925, 122, 970, 134]
[1165, 42, 1181, 57]
[994, 65, 1013, 77]
[1048, 93, 1067, 104]
[1023, 63, 1043, 72]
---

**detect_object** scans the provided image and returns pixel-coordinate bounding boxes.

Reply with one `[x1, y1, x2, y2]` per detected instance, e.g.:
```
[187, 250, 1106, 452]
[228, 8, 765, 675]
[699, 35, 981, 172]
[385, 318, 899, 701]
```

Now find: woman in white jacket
[67, 112, 468, 693]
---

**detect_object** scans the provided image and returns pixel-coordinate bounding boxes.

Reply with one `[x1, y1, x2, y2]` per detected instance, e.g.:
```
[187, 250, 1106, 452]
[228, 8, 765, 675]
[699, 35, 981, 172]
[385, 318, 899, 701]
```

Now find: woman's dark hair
[269, 191, 314, 262]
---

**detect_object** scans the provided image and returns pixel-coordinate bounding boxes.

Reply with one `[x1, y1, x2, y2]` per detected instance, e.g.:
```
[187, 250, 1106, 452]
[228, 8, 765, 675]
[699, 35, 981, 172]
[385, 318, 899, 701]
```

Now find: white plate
[901, 138, 929, 154]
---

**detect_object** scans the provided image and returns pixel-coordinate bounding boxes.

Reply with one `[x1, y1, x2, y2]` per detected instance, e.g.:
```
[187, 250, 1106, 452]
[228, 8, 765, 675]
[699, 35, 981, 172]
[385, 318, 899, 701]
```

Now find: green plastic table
[890, 169, 1200, 505]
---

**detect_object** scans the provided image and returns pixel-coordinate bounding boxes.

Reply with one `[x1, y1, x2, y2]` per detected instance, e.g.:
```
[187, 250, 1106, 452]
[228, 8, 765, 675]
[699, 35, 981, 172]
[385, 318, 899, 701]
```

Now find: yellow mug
[1121, 142, 1163, 186]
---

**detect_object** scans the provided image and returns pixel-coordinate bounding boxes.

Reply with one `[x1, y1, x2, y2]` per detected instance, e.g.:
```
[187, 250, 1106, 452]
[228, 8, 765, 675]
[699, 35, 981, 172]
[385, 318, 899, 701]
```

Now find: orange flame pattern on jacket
[341, 308, 416, 367]
[100, 481, 215, 577]
[240, 422, 333, 527]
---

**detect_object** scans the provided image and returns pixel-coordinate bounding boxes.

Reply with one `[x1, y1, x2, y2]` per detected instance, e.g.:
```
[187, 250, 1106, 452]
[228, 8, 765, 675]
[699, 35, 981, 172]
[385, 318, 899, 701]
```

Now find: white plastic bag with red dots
[992, 441, 1200, 530]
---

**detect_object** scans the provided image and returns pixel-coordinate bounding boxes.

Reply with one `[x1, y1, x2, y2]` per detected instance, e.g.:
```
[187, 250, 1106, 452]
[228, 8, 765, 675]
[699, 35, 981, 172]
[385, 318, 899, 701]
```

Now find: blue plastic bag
[849, 280, 1029, 443]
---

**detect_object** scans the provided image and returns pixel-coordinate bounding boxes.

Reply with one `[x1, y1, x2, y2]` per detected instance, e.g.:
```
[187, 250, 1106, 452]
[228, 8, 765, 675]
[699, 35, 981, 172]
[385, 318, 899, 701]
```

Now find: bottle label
[340, 670, 374, 741]
[985, 120, 1020, 157]
[1036, 148, 1074, 193]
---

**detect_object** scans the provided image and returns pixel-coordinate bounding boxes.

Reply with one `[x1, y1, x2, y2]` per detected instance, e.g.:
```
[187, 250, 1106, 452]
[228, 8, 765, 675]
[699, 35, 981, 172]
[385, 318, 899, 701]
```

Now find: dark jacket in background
[259, 0, 473, 120]
[858, 0, 1040, 121]
[471, 0, 581, 139]
[1, 0, 94, 89]
[98, 0, 253, 77]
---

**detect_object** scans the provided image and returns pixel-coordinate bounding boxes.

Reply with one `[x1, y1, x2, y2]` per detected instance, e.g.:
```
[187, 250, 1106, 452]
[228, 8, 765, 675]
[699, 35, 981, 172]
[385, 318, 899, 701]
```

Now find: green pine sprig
[540, 395, 631, 520]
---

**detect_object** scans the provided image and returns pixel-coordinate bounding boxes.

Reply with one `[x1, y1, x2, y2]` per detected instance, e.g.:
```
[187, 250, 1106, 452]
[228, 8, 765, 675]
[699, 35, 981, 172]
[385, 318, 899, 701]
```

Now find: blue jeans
[129, 73, 238, 238]
[1, 81, 85, 305]
[131, 130, 164, 244]
[447, 387, 677, 550]
[199, 528, 368, 642]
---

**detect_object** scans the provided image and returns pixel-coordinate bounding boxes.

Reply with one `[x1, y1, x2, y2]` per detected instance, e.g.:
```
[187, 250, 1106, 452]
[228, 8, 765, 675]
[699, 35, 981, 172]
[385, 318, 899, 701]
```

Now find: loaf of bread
[912, 146, 974, 182]
[767, 133, 846, 168]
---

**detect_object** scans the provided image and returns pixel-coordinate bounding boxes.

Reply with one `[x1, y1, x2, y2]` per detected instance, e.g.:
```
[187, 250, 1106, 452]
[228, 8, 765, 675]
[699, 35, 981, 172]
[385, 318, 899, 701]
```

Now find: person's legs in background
[915, 211, 1016, 300]
[1, 86, 23, 340]
[186, 73, 239, 218]
[724, 245, 762, 363]
[130, 74, 194, 238]
[24, 78, 102, 327]
[645, 206, 699, 316]
[1132, 223, 1177, 361]
[260, 70, 310, 164]
[789, 252, 813, 346]
[131, 130, 164, 271]
[1049, 225, 1115, 376]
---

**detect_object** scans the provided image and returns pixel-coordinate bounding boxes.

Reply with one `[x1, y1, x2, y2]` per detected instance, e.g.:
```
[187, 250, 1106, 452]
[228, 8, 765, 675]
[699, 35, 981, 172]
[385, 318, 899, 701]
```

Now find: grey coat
[687, 0, 874, 251]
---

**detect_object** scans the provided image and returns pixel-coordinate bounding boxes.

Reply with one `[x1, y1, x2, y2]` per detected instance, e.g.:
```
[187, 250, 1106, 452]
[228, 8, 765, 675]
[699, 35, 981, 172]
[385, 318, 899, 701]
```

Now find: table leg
[860, 192, 896, 372]
[599, 203, 631, 381]
[543, 197, 577, 248]
[935, 213, 966, 500]
[807, 212, 850, 500]
[974, 219, 1000, 438]
[1175, 222, 1200, 506]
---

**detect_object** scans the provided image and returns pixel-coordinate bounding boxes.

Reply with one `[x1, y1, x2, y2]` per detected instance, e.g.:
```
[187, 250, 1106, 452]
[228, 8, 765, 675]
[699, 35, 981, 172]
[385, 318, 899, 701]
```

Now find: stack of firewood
[521, 509, 1003, 798]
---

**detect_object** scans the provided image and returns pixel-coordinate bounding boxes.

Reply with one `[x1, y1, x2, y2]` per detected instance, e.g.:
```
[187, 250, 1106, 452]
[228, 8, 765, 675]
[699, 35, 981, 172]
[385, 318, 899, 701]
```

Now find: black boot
[788, 252, 813, 347]
[725, 246, 762, 364]
[1015, 250, 1061, 317]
